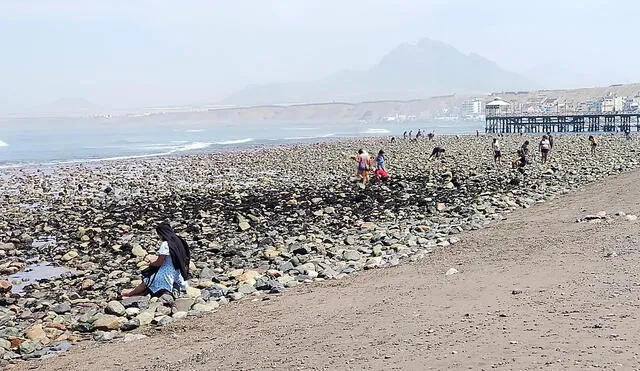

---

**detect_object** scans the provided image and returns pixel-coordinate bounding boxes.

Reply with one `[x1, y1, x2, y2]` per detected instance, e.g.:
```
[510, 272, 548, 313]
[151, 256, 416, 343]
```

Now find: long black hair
[156, 223, 191, 280]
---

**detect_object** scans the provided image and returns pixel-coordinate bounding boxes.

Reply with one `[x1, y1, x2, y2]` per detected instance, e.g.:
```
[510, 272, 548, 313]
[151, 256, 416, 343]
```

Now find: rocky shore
[0, 133, 637, 362]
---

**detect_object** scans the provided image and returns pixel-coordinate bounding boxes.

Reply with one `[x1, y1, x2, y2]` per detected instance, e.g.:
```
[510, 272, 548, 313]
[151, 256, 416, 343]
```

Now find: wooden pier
[485, 113, 640, 134]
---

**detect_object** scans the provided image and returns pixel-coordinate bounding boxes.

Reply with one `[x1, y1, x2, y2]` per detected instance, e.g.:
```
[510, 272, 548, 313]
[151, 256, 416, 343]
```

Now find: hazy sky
[1, 0, 638, 112]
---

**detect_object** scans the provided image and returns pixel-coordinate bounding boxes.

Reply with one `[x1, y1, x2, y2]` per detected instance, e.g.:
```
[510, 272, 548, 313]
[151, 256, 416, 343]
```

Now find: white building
[461, 98, 483, 117]
[601, 97, 624, 113]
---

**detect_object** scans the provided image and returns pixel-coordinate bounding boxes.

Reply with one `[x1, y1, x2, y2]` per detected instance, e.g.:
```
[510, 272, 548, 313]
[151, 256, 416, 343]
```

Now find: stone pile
[0, 133, 637, 361]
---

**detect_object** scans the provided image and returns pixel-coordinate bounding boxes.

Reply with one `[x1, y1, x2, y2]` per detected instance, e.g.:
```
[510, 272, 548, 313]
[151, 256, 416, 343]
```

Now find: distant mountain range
[222, 38, 535, 106]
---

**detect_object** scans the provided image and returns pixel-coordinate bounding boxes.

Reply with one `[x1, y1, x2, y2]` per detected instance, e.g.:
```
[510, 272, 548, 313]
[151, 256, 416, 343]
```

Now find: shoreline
[0, 135, 358, 171]
[0, 133, 638, 362]
[0, 131, 623, 171]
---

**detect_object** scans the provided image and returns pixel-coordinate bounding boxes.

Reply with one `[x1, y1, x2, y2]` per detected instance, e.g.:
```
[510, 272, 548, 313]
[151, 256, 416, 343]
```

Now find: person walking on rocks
[547, 132, 554, 151]
[356, 149, 371, 186]
[539, 135, 551, 164]
[403, 131, 407, 140]
[492, 138, 502, 166]
[588, 135, 598, 155]
[121, 223, 190, 298]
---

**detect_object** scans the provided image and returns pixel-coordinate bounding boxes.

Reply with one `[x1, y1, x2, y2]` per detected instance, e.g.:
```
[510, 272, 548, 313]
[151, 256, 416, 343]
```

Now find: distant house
[485, 98, 510, 116]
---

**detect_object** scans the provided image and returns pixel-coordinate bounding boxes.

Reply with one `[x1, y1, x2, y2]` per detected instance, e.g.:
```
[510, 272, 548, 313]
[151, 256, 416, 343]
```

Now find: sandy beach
[0, 133, 639, 368]
[14, 138, 640, 370]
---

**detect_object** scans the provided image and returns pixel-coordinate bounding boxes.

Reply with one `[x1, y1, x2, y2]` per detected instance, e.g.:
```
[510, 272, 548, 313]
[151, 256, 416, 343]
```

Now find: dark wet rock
[73, 322, 93, 333]
[121, 296, 150, 310]
[159, 293, 175, 307]
[51, 302, 71, 314]
[120, 318, 140, 331]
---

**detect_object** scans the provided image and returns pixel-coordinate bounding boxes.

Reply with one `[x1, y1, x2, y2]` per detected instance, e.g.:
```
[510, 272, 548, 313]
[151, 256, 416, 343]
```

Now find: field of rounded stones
[0, 133, 637, 362]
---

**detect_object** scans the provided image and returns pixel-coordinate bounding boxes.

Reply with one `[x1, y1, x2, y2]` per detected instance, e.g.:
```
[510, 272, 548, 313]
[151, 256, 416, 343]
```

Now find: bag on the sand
[141, 265, 159, 278]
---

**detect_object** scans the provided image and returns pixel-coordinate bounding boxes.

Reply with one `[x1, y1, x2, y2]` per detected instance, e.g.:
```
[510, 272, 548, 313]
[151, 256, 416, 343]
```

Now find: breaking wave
[175, 142, 214, 151]
[216, 138, 254, 145]
[283, 133, 335, 140]
[362, 128, 391, 134]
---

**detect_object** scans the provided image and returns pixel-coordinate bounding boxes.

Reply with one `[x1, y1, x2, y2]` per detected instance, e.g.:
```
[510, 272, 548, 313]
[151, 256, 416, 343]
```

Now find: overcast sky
[1, 0, 638, 112]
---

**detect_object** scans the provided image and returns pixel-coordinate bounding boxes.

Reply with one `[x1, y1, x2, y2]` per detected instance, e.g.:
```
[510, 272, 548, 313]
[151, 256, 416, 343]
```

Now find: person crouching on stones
[429, 146, 445, 160]
[121, 222, 190, 298]
[512, 140, 530, 168]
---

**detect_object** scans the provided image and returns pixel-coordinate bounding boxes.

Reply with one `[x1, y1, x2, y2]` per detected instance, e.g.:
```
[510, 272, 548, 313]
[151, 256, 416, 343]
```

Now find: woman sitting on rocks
[121, 223, 190, 298]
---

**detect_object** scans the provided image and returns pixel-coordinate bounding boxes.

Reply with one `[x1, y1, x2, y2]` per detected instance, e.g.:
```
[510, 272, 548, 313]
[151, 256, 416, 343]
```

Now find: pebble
[18, 340, 39, 354]
[24, 324, 47, 342]
[131, 245, 147, 258]
[105, 301, 126, 316]
[51, 302, 71, 314]
[343, 250, 362, 261]
[154, 316, 173, 326]
[93, 315, 126, 331]
[0, 281, 12, 293]
[135, 312, 154, 326]
[120, 318, 140, 331]
[172, 298, 195, 313]
[123, 334, 148, 343]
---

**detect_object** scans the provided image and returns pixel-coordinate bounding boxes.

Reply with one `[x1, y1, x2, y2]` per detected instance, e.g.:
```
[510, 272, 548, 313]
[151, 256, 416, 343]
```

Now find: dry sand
[21, 168, 640, 370]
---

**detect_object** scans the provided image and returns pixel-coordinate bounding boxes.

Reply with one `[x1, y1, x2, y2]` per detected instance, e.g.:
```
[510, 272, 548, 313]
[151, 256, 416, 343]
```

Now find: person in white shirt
[492, 138, 502, 165]
[539, 135, 551, 164]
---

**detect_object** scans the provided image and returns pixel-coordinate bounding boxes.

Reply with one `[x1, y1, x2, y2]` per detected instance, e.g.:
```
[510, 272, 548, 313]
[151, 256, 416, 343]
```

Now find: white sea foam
[363, 128, 391, 134]
[175, 142, 214, 151]
[185, 129, 205, 133]
[0, 140, 8, 147]
[7, 141, 217, 167]
[283, 133, 335, 140]
[216, 138, 254, 145]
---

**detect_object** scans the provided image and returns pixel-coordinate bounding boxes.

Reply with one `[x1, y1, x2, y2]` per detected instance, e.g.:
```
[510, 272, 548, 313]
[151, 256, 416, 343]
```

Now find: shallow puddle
[31, 236, 56, 248]
[8, 262, 71, 293]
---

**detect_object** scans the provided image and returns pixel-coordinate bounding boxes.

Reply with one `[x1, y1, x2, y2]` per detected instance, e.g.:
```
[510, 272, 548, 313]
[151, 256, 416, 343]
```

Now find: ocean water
[0, 116, 482, 167]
